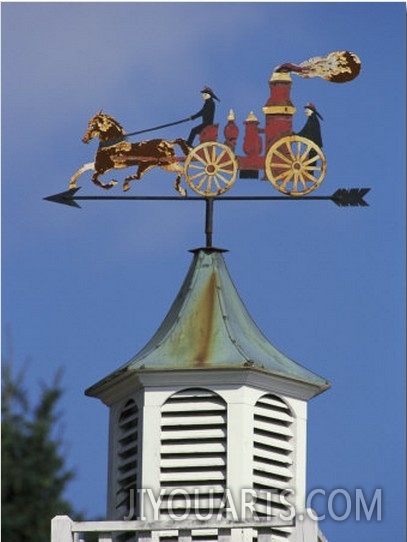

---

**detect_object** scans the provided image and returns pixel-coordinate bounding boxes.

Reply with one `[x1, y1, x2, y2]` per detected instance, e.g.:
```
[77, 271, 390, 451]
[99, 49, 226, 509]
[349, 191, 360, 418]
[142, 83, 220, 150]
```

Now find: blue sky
[1, 2, 406, 541]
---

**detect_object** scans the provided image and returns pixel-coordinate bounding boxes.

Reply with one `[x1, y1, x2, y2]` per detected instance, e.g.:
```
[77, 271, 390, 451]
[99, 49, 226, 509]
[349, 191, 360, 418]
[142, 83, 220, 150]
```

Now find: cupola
[86, 248, 330, 541]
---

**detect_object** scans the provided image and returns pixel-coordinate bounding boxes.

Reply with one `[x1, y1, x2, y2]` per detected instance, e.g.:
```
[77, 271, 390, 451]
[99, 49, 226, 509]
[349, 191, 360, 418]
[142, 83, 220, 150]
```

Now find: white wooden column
[107, 402, 120, 519]
[51, 515, 73, 542]
[226, 389, 254, 542]
[140, 391, 164, 522]
[289, 398, 307, 512]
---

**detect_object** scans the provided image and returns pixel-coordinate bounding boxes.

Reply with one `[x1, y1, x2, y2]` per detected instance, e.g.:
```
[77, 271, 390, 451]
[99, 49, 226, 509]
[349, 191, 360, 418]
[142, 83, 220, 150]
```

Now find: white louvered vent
[253, 394, 294, 541]
[116, 399, 139, 522]
[160, 388, 227, 522]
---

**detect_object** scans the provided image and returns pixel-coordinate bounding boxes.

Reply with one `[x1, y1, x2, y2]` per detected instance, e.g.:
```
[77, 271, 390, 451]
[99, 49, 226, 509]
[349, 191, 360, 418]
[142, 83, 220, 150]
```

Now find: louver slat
[161, 414, 226, 426]
[118, 465, 138, 479]
[162, 400, 226, 413]
[253, 474, 287, 489]
[161, 456, 226, 468]
[160, 483, 225, 493]
[254, 449, 293, 465]
[161, 427, 226, 440]
[119, 441, 138, 456]
[253, 461, 293, 479]
[256, 395, 292, 410]
[161, 469, 226, 482]
[161, 442, 226, 454]
[252, 491, 289, 507]
[253, 433, 293, 452]
[254, 419, 293, 438]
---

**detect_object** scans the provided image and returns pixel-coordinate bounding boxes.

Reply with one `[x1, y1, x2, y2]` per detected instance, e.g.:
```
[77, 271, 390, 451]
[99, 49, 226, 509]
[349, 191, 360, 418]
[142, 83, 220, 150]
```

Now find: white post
[291, 512, 319, 542]
[218, 528, 231, 542]
[178, 529, 192, 542]
[227, 395, 254, 542]
[291, 400, 308, 512]
[141, 394, 162, 521]
[51, 515, 73, 542]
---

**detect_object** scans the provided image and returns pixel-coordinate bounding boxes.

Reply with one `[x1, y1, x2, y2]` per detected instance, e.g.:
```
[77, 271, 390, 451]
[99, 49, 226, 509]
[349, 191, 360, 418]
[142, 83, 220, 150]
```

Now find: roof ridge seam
[214, 258, 252, 364]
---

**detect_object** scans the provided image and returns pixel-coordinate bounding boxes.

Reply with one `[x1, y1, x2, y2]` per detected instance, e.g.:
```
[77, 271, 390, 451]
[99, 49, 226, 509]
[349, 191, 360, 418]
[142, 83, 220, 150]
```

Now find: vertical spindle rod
[205, 198, 214, 248]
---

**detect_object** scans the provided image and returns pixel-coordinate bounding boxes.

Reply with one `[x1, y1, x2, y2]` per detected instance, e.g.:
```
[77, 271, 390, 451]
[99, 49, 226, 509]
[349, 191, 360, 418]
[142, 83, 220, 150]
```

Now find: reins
[125, 117, 191, 138]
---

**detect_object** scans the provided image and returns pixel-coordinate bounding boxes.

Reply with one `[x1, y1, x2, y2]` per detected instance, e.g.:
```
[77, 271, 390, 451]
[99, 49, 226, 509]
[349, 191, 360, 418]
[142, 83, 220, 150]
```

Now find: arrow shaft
[44, 188, 370, 208]
[71, 195, 334, 202]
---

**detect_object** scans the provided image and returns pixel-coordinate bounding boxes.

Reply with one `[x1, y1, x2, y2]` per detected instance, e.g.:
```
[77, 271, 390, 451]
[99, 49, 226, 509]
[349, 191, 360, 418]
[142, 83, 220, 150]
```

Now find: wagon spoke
[217, 158, 235, 170]
[216, 172, 233, 186]
[212, 177, 222, 192]
[280, 176, 292, 190]
[188, 171, 207, 182]
[284, 141, 296, 162]
[213, 146, 223, 162]
[279, 170, 294, 184]
[303, 169, 317, 183]
[202, 146, 212, 164]
[300, 144, 311, 162]
[205, 176, 213, 194]
[218, 164, 236, 175]
[270, 161, 292, 170]
[215, 148, 230, 164]
[295, 172, 307, 191]
[273, 148, 293, 165]
[296, 142, 305, 160]
[303, 155, 319, 167]
[188, 163, 206, 174]
[194, 152, 210, 167]
[196, 175, 209, 190]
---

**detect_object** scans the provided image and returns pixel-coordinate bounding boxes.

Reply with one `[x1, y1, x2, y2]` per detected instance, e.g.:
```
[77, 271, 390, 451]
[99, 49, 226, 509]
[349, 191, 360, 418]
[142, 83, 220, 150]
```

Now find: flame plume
[276, 51, 361, 83]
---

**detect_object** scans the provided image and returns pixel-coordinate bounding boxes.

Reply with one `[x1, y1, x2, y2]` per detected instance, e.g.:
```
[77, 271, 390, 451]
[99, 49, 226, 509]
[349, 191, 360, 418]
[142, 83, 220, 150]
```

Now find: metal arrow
[44, 187, 370, 209]
[44, 187, 370, 248]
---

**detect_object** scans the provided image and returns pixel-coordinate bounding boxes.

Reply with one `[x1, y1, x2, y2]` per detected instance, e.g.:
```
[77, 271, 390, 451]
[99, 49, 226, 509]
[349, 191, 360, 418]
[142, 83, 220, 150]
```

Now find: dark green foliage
[1, 363, 77, 542]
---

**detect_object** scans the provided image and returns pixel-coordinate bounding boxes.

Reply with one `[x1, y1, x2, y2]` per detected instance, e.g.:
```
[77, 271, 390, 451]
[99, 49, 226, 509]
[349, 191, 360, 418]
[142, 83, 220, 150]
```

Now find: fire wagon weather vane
[46, 50, 369, 247]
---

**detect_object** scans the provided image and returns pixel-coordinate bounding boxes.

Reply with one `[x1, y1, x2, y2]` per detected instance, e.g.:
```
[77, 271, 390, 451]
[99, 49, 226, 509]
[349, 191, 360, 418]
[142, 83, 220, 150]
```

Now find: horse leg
[174, 174, 187, 198]
[161, 162, 187, 197]
[123, 164, 154, 192]
[91, 171, 118, 190]
[69, 162, 94, 189]
[173, 138, 192, 156]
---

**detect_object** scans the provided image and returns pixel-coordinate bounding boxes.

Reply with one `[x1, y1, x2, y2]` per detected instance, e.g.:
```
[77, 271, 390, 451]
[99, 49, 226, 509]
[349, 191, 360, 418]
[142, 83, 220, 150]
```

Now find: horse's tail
[172, 138, 191, 156]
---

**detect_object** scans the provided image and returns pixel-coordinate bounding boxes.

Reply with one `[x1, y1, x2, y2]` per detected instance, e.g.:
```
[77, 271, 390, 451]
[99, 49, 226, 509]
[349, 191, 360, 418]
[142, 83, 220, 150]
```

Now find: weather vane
[45, 50, 370, 247]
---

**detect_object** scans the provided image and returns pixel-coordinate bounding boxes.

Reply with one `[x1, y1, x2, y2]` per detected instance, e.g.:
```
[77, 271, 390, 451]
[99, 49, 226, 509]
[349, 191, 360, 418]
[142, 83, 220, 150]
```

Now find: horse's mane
[95, 111, 125, 136]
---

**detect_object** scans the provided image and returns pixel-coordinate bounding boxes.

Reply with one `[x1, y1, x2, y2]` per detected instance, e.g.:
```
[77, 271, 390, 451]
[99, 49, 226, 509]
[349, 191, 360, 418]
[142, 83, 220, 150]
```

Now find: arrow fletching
[332, 188, 370, 207]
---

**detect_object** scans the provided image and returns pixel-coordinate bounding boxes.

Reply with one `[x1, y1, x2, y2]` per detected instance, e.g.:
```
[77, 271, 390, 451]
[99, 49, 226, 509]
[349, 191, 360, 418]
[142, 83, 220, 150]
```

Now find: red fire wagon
[183, 70, 326, 198]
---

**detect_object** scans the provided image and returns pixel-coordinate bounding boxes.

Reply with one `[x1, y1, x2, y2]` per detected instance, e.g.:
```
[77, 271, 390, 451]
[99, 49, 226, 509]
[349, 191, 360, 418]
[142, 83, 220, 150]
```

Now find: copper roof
[86, 248, 330, 397]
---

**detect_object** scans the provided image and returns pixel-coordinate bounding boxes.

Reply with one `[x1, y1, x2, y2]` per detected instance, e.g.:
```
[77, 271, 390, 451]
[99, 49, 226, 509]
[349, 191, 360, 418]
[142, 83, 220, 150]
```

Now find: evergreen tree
[1, 362, 78, 542]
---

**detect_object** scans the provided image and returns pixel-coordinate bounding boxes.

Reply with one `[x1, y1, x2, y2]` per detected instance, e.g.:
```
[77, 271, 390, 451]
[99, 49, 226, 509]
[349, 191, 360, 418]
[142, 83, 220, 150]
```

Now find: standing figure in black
[187, 86, 220, 148]
[297, 102, 323, 167]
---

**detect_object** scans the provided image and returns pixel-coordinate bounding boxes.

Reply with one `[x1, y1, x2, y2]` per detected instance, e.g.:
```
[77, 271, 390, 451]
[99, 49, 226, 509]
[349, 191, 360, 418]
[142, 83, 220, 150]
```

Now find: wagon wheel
[184, 142, 238, 197]
[265, 135, 326, 196]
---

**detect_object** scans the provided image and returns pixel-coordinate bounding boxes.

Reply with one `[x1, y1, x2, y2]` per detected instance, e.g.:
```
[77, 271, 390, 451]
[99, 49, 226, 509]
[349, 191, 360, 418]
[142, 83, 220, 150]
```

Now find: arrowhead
[332, 188, 370, 207]
[43, 187, 82, 208]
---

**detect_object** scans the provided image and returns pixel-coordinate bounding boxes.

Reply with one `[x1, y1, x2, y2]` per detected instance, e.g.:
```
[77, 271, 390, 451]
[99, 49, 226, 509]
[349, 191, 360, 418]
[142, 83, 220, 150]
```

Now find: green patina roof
[87, 248, 329, 396]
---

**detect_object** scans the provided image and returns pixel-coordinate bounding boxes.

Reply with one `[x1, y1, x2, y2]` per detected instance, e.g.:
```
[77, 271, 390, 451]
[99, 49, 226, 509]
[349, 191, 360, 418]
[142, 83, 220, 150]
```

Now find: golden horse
[69, 111, 191, 196]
